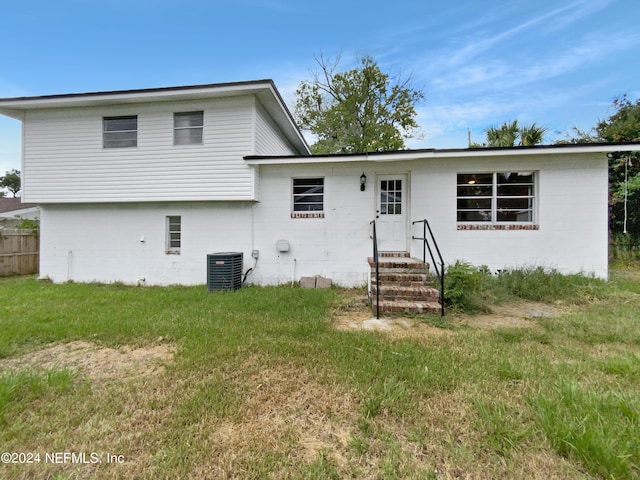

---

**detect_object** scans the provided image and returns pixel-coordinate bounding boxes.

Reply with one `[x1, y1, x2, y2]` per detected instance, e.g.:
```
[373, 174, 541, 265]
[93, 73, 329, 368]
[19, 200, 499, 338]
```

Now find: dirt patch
[0, 340, 176, 381]
[458, 301, 570, 329]
[333, 310, 455, 339]
[333, 294, 569, 338]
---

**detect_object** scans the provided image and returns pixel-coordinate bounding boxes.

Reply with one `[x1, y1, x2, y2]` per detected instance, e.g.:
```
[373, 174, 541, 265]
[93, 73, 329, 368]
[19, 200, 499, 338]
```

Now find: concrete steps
[368, 254, 443, 315]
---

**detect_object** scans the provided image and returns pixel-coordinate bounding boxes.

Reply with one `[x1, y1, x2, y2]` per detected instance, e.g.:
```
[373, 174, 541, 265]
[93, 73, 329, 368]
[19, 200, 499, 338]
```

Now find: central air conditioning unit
[207, 252, 243, 291]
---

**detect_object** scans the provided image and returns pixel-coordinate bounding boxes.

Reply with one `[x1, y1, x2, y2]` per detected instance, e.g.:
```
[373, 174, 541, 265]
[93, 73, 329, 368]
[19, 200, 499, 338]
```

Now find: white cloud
[445, 0, 612, 66]
[420, 24, 640, 104]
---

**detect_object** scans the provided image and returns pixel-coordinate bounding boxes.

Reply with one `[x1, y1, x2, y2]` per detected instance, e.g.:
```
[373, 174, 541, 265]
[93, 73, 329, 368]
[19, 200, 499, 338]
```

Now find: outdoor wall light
[360, 172, 367, 191]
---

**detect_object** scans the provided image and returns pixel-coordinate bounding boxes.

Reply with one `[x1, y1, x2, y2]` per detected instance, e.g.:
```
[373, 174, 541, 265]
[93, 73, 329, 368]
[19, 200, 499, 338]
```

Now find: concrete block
[300, 276, 316, 288]
[315, 276, 332, 289]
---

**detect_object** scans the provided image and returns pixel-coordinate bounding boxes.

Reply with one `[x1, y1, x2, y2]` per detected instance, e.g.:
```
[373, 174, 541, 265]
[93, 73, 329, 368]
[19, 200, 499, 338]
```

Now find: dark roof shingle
[0, 198, 38, 214]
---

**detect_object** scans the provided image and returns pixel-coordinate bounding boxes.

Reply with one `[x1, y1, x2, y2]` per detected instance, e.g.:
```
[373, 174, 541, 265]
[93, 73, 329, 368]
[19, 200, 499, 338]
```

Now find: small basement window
[292, 178, 324, 218]
[174, 111, 204, 145]
[103, 115, 137, 148]
[166, 216, 181, 254]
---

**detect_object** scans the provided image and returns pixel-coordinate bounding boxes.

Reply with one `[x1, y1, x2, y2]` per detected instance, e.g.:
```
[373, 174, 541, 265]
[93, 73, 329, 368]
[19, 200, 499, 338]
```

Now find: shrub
[444, 260, 494, 312]
[16, 217, 39, 234]
[610, 232, 640, 262]
[444, 262, 608, 312]
[495, 266, 607, 303]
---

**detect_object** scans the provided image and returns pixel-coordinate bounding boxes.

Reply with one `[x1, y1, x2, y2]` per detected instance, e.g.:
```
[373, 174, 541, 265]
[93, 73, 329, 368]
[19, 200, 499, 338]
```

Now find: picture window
[457, 172, 535, 223]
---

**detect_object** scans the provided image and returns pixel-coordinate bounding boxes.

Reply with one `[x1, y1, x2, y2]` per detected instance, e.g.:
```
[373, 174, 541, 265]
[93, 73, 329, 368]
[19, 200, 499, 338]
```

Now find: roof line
[0, 79, 276, 103]
[244, 141, 640, 160]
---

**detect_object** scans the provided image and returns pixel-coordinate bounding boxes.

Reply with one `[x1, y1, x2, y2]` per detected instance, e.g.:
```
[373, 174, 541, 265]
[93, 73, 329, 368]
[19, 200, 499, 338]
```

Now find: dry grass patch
[366, 390, 586, 480]
[0, 340, 176, 381]
[187, 360, 359, 478]
[332, 290, 567, 338]
[0, 340, 179, 479]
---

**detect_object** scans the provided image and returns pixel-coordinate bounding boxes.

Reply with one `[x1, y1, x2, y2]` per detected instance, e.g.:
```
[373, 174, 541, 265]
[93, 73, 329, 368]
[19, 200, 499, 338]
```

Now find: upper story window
[103, 116, 137, 148]
[174, 111, 204, 145]
[457, 172, 535, 223]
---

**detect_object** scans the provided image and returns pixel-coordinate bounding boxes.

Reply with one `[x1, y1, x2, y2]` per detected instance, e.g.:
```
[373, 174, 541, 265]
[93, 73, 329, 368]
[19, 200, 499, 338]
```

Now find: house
[1, 80, 639, 301]
[0, 197, 39, 220]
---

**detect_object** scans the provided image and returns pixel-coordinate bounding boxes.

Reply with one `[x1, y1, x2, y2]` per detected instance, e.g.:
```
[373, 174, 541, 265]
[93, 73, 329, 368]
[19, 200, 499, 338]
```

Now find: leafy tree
[596, 95, 640, 143]
[599, 96, 640, 239]
[0, 169, 20, 197]
[472, 120, 547, 147]
[565, 95, 640, 240]
[294, 54, 424, 154]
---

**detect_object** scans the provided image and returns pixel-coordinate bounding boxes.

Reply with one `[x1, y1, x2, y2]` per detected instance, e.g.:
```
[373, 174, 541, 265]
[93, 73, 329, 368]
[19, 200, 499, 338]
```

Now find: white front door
[376, 174, 408, 251]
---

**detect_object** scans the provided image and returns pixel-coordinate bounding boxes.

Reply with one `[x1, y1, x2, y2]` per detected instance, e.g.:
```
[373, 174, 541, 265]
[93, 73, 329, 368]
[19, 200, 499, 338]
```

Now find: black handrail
[369, 219, 380, 319]
[412, 219, 445, 316]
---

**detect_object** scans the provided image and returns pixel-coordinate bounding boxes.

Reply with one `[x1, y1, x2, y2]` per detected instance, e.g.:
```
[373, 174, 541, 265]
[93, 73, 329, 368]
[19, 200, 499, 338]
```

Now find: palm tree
[481, 120, 547, 147]
[486, 120, 520, 147]
[519, 123, 547, 146]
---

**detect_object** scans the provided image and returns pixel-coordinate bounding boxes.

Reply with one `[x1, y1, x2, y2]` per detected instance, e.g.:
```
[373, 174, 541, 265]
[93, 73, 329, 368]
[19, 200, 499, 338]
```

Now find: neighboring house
[0, 197, 39, 221]
[1, 80, 639, 289]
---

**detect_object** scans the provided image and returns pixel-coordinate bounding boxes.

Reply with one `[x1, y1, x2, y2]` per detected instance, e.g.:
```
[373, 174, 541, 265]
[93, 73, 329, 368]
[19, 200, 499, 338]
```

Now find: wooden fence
[0, 229, 39, 276]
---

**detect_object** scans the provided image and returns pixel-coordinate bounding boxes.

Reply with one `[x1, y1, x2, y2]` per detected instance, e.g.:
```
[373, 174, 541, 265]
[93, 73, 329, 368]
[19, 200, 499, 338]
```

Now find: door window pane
[380, 179, 402, 215]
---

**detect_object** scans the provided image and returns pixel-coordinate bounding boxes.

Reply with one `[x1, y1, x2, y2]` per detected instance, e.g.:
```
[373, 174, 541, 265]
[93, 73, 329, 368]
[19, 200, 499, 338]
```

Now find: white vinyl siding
[22, 96, 257, 202]
[254, 101, 298, 155]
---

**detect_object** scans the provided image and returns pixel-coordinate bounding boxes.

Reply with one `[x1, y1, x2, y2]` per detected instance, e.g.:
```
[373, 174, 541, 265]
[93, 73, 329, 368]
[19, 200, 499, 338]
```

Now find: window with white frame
[457, 172, 535, 222]
[166, 216, 181, 254]
[103, 115, 137, 148]
[292, 178, 324, 212]
[174, 111, 204, 145]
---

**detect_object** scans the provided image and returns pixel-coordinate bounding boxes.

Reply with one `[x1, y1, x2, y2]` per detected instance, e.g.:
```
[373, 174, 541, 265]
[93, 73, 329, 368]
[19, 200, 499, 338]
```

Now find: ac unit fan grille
[207, 252, 243, 291]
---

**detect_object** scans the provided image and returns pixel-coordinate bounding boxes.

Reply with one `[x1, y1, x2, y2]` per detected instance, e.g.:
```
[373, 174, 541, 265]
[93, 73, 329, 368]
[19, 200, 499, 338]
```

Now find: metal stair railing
[411, 219, 445, 316]
[369, 219, 380, 319]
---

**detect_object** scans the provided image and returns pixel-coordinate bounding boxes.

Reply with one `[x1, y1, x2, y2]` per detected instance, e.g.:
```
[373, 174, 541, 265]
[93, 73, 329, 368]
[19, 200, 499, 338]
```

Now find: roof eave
[244, 142, 640, 165]
[0, 80, 276, 109]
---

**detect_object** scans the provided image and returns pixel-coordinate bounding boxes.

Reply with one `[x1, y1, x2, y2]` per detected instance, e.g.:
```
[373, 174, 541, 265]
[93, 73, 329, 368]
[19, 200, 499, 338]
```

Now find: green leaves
[295, 54, 424, 154]
[482, 120, 547, 147]
[0, 169, 20, 197]
[597, 94, 640, 143]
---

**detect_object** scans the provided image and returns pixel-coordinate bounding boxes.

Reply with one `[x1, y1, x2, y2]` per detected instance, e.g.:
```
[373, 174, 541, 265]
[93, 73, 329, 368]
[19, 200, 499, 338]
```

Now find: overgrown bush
[494, 266, 606, 303]
[444, 262, 608, 312]
[444, 260, 495, 312]
[16, 217, 39, 234]
[610, 233, 640, 262]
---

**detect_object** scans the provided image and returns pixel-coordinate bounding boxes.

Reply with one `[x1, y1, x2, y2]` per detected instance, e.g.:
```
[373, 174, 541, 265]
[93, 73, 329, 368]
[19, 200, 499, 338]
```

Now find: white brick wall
[38, 152, 609, 286]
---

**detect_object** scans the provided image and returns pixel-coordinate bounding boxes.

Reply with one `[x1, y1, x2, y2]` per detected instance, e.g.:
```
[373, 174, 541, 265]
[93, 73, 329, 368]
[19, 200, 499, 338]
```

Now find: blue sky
[1, 0, 639, 175]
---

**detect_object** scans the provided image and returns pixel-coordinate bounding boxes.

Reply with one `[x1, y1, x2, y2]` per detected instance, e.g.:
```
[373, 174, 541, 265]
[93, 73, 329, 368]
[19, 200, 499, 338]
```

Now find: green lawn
[0, 270, 638, 479]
